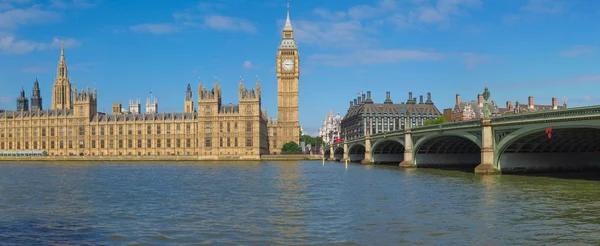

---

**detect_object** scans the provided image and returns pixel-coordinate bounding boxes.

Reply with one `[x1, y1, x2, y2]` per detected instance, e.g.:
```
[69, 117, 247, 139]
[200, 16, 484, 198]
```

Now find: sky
[0, 0, 599, 136]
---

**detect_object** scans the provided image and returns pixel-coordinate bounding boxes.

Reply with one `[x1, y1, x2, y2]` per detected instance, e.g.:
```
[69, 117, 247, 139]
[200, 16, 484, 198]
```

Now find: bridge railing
[492, 105, 600, 124]
[412, 119, 481, 132]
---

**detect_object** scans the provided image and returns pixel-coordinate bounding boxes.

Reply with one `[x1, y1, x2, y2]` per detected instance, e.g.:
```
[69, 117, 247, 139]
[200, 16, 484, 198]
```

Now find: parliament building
[0, 7, 300, 159]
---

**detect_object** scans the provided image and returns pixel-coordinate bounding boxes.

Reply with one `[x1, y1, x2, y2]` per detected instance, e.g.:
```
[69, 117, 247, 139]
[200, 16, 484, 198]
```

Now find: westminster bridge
[324, 105, 600, 174]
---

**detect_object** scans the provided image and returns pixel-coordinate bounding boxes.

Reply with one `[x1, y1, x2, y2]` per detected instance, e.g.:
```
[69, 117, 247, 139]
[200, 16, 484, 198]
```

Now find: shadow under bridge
[414, 135, 481, 168]
[371, 139, 405, 164]
[498, 127, 600, 173]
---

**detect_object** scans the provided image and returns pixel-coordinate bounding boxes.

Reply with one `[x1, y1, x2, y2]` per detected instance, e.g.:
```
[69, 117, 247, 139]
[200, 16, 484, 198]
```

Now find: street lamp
[483, 87, 491, 118]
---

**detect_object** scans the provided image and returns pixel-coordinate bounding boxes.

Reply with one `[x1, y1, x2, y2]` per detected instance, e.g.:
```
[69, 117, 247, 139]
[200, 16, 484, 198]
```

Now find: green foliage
[281, 141, 302, 153]
[423, 116, 448, 126]
[42, 150, 48, 156]
[300, 134, 325, 148]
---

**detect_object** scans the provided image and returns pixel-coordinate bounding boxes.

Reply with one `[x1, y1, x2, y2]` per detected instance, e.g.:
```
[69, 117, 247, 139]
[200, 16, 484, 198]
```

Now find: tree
[423, 116, 447, 126]
[281, 141, 302, 153]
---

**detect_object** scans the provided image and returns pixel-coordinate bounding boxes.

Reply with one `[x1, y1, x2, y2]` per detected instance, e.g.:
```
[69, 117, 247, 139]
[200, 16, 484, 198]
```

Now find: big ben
[275, 3, 300, 149]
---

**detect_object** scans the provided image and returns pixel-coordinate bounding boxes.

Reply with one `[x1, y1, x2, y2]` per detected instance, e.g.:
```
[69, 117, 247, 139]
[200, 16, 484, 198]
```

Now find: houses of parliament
[0, 8, 300, 159]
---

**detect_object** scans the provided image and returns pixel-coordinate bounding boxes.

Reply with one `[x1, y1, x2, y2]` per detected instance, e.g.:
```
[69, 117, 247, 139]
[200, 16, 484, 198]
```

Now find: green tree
[423, 116, 448, 126]
[281, 141, 302, 153]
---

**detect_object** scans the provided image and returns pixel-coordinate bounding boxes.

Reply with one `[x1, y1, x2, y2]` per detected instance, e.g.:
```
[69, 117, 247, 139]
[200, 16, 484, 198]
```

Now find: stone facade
[0, 7, 298, 159]
[319, 110, 342, 144]
[452, 93, 568, 122]
[341, 91, 442, 141]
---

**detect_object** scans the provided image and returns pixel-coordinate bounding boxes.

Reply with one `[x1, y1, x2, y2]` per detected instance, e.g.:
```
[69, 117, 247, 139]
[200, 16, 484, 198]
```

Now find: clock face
[282, 59, 294, 71]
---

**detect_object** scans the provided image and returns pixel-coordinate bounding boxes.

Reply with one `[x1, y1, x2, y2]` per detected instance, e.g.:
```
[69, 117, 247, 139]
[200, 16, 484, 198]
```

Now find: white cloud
[312, 8, 346, 21]
[560, 45, 595, 57]
[203, 15, 256, 33]
[0, 36, 80, 54]
[0, 5, 60, 29]
[242, 60, 253, 69]
[521, 0, 565, 14]
[49, 0, 100, 9]
[130, 23, 180, 34]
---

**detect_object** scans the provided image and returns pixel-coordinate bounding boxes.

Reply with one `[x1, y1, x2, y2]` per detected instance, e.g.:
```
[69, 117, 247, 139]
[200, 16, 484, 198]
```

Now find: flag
[357, 91, 363, 95]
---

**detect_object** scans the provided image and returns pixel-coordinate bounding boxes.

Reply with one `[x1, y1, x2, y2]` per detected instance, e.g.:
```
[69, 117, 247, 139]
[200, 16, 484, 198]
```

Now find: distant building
[129, 99, 141, 114]
[443, 108, 453, 122]
[30, 79, 42, 111]
[452, 93, 568, 121]
[16, 88, 29, 112]
[341, 91, 441, 140]
[319, 109, 342, 144]
[146, 92, 158, 113]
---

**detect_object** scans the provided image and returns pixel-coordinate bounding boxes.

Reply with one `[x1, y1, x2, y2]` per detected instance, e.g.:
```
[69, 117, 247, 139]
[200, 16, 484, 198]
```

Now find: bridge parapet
[492, 105, 600, 124]
[412, 119, 481, 133]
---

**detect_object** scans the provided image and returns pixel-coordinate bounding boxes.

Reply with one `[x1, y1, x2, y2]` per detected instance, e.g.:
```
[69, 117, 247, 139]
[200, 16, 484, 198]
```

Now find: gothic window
[157, 126, 161, 134]
[234, 138, 238, 147]
[68, 140, 73, 149]
[205, 138, 211, 147]
[137, 140, 142, 148]
[157, 140, 161, 148]
[186, 139, 191, 148]
[227, 122, 230, 132]
[205, 106, 210, 114]
[146, 125, 151, 135]
[118, 126, 123, 135]
[109, 140, 114, 149]
[59, 141, 64, 149]
[109, 126, 114, 135]
[146, 139, 151, 148]
[246, 122, 252, 132]
[186, 124, 191, 134]
[100, 126, 105, 135]
[91, 127, 95, 136]
[128, 126, 132, 135]
[167, 139, 171, 148]
[92, 140, 96, 148]
[205, 123, 212, 133]
[227, 138, 231, 147]
[79, 126, 85, 136]
[220, 122, 223, 132]
[100, 140, 105, 148]
[246, 137, 253, 147]
[176, 139, 181, 148]
[42, 141, 46, 149]
[220, 137, 223, 147]
[166, 125, 171, 134]
[80, 140, 85, 148]
[128, 140, 132, 148]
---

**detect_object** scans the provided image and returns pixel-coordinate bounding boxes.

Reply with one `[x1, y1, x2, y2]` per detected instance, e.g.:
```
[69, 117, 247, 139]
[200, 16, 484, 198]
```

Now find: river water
[0, 161, 599, 245]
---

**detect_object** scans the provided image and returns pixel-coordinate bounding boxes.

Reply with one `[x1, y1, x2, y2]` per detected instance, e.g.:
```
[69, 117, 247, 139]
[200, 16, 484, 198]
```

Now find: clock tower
[275, 3, 300, 150]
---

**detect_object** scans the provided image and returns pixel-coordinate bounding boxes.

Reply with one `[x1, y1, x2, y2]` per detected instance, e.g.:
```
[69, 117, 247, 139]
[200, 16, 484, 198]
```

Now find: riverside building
[0, 7, 300, 159]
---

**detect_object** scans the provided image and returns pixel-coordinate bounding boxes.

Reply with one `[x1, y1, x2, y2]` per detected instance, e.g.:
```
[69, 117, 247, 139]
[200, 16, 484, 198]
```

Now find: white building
[319, 109, 342, 144]
[129, 98, 141, 114]
[146, 92, 158, 113]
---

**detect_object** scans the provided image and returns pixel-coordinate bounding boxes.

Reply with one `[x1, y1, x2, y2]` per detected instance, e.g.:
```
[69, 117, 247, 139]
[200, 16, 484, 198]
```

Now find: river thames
[0, 161, 599, 245]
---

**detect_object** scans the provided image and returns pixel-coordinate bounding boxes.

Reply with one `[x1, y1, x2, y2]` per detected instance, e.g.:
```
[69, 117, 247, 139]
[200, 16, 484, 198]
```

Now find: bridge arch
[413, 133, 481, 168]
[323, 149, 331, 160]
[371, 138, 405, 164]
[495, 123, 600, 173]
[348, 143, 365, 162]
[333, 146, 344, 161]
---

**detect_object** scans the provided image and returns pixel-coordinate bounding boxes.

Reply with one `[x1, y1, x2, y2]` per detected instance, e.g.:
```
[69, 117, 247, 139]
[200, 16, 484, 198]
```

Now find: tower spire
[284, 2, 293, 31]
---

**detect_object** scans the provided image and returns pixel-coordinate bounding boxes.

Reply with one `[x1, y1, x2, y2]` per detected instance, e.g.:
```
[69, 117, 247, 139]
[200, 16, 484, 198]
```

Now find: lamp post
[483, 87, 491, 118]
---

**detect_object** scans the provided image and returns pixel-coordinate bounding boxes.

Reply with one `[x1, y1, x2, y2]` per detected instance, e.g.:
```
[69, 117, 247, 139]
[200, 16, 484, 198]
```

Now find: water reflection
[1, 161, 600, 244]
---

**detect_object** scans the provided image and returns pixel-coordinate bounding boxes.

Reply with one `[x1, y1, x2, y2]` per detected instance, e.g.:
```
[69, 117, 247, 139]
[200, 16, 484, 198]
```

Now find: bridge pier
[341, 141, 349, 162]
[328, 146, 335, 161]
[399, 128, 416, 168]
[361, 136, 372, 165]
[475, 118, 501, 175]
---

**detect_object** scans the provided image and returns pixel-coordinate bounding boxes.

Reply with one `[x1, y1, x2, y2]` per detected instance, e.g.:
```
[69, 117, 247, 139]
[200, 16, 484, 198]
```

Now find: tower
[73, 85, 98, 117]
[184, 83, 194, 113]
[31, 78, 42, 111]
[276, 3, 300, 147]
[129, 98, 141, 114]
[52, 41, 72, 110]
[146, 91, 158, 113]
[16, 88, 29, 111]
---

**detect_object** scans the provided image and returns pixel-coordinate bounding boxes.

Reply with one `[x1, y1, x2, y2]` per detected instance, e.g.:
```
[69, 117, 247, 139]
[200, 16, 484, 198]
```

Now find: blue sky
[0, 0, 599, 135]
